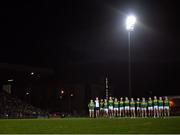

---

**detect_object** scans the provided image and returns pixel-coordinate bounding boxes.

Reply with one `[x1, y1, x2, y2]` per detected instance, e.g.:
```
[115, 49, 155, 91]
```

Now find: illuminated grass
[0, 117, 180, 134]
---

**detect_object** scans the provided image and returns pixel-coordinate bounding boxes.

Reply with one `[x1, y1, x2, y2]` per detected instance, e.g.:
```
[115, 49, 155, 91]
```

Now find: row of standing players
[88, 96, 170, 118]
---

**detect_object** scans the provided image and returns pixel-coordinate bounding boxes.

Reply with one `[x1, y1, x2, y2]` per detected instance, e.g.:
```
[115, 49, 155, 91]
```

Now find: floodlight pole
[126, 15, 136, 98]
[105, 76, 109, 100]
[128, 31, 132, 98]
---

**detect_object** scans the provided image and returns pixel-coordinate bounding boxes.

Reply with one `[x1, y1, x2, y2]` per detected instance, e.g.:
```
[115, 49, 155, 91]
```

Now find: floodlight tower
[126, 15, 136, 98]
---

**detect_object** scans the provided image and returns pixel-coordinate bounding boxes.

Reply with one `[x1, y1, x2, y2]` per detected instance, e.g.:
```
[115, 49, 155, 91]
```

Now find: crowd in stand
[0, 91, 48, 118]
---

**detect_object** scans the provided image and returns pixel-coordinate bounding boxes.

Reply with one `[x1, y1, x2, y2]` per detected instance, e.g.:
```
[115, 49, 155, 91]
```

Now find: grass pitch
[0, 117, 180, 134]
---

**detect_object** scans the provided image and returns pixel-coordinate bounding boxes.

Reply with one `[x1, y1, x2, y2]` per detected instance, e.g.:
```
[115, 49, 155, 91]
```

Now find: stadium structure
[0, 63, 180, 118]
[0, 63, 112, 118]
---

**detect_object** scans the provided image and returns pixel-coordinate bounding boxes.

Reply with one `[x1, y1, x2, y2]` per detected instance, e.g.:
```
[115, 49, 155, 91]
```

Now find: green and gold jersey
[141, 101, 147, 108]
[114, 101, 119, 108]
[108, 99, 113, 107]
[164, 99, 170, 106]
[104, 102, 108, 108]
[119, 101, 124, 107]
[136, 101, 140, 107]
[88, 102, 95, 109]
[158, 100, 163, 106]
[148, 100, 153, 107]
[100, 101, 104, 108]
[130, 101, 135, 107]
[153, 99, 158, 106]
[125, 100, 129, 106]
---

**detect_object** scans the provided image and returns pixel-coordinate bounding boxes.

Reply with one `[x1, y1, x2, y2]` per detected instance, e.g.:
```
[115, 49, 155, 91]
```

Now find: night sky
[1, 0, 180, 97]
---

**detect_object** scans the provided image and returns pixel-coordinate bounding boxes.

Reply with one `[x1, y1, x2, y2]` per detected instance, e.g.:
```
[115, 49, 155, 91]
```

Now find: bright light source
[70, 93, 74, 97]
[8, 79, 14, 82]
[61, 90, 64, 94]
[126, 15, 136, 31]
[30, 72, 34, 75]
[26, 92, 30, 95]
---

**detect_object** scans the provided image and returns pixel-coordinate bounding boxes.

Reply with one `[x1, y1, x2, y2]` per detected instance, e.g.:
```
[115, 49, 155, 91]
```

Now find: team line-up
[88, 96, 170, 118]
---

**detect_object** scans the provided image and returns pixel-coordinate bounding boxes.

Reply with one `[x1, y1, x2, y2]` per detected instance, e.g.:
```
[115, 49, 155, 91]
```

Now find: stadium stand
[0, 91, 49, 119]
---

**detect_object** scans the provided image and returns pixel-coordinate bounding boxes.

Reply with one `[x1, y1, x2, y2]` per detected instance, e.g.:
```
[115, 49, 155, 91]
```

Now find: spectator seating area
[0, 91, 49, 118]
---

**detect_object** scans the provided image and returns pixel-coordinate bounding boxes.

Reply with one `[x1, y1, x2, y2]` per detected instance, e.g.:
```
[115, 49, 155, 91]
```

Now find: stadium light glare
[30, 72, 34, 75]
[8, 79, 14, 82]
[61, 90, 64, 95]
[126, 15, 136, 31]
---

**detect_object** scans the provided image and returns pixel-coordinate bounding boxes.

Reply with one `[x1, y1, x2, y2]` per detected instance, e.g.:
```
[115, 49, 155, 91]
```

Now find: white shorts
[141, 108, 147, 111]
[119, 107, 124, 111]
[125, 106, 129, 110]
[137, 107, 140, 110]
[148, 107, 153, 110]
[130, 107, 135, 110]
[114, 108, 118, 111]
[109, 106, 113, 110]
[164, 106, 169, 110]
[154, 106, 158, 109]
[104, 108, 108, 113]
[159, 106, 163, 110]
[89, 109, 94, 112]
